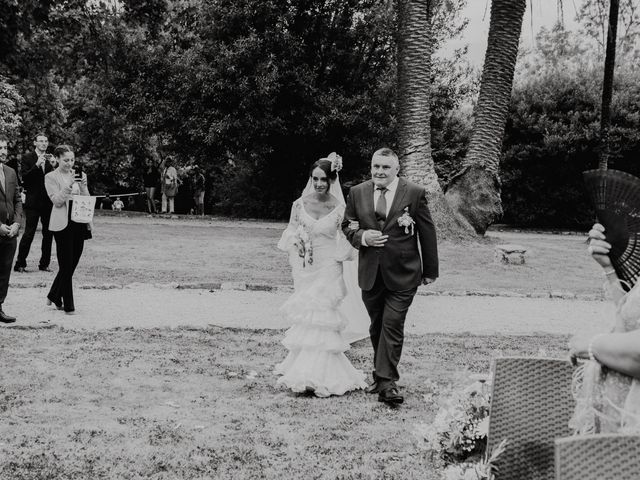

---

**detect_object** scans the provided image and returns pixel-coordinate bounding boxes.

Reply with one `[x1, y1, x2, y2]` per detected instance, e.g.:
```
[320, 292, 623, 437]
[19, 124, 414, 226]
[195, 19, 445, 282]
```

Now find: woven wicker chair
[555, 434, 640, 480]
[487, 357, 575, 480]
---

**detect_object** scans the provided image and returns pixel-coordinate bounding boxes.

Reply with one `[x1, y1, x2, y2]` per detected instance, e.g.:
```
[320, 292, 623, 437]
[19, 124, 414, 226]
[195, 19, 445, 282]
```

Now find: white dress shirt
[361, 176, 399, 246]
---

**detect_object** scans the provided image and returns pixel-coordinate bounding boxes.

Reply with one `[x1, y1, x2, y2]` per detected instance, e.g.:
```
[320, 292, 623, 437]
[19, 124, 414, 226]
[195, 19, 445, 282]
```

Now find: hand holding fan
[583, 169, 640, 289]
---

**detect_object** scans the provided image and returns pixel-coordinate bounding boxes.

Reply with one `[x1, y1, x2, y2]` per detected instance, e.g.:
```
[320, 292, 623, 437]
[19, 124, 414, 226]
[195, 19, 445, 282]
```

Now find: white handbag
[71, 195, 96, 223]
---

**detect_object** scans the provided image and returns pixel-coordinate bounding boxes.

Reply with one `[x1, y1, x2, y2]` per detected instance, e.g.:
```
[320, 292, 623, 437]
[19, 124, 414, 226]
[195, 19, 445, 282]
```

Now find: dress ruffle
[276, 282, 367, 396]
[275, 347, 367, 397]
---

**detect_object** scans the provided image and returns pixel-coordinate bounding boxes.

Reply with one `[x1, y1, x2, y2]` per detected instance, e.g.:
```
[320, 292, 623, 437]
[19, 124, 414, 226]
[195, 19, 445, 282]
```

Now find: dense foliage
[3, 0, 638, 227]
[0, 0, 471, 218]
[500, 26, 640, 228]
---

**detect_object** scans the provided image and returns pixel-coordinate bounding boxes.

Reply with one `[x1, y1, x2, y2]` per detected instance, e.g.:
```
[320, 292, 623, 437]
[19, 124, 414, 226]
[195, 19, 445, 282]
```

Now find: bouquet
[294, 225, 313, 267]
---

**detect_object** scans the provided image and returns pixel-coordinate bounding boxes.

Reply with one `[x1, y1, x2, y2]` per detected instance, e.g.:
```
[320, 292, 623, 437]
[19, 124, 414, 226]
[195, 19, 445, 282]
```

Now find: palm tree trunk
[599, 0, 619, 171]
[397, 0, 474, 238]
[444, 0, 526, 234]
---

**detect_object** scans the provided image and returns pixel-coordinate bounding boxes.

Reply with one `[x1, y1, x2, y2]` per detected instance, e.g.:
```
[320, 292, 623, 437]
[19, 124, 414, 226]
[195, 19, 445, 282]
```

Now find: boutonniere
[397, 207, 415, 235]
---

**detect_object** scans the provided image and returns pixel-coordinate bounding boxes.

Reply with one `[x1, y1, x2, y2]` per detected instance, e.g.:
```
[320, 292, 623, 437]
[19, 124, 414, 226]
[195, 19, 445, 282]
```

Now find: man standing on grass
[342, 147, 438, 405]
[14, 132, 54, 273]
[0, 135, 23, 323]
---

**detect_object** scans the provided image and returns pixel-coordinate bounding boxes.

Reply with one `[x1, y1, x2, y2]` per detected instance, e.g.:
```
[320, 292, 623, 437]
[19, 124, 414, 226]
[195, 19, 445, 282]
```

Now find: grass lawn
[11, 214, 603, 296]
[0, 326, 568, 479]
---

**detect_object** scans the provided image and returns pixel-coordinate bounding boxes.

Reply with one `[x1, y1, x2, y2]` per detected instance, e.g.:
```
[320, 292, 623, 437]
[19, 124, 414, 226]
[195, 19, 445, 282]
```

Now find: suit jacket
[45, 170, 90, 232]
[342, 177, 438, 291]
[0, 164, 24, 230]
[21, 151, 54, 210]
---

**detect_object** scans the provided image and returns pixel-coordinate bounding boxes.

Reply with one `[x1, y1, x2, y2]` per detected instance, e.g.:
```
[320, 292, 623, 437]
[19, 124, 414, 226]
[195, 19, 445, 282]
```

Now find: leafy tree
[0, 78, 24, 138]
[501, 26, 640, 227]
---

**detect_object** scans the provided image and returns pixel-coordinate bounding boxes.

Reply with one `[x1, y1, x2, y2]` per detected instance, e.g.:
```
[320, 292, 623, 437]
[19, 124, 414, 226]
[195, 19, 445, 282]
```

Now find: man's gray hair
[373, 147, 399, 164]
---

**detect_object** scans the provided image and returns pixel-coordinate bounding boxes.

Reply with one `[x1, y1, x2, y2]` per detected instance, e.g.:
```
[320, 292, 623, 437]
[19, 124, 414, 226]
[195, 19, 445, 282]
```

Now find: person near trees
[569, 223, 640, 433]
[100, 193, 113, 210]
[161, 156, 178, 214]
[45, 144, 91, 315]
[14, 133, 54, 273]
[190, 165, 205, 216]
[342, 148, 438, 405]
[143, 162, 160, 214]
[0, 135, 23, 323]
[112, 197, 124, 212]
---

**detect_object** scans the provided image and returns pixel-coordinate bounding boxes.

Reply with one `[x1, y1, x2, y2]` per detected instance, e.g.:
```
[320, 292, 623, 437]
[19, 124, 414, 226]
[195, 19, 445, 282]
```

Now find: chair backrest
[487, 357, 575, 480]
[555, 434, 640, 480]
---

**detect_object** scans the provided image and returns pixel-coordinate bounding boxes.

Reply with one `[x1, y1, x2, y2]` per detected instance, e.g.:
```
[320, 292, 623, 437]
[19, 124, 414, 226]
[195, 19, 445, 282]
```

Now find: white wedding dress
[275, 198, 368, 397]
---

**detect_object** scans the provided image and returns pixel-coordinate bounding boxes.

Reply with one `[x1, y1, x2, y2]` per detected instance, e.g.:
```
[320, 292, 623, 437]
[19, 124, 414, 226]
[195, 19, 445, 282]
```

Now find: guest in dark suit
[342, 148, 438, 405]
[0, 135, 23, 323]
[14, 133, 54, 273]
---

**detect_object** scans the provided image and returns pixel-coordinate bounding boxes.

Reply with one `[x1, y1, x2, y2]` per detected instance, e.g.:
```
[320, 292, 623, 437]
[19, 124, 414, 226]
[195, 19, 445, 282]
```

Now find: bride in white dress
[275, 153, 369, 397]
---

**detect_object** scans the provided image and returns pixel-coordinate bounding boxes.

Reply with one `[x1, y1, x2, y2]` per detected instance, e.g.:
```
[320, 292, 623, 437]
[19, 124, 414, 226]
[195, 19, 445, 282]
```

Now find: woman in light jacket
[161, 156, 178, 214]
[45, 145, 90, 314]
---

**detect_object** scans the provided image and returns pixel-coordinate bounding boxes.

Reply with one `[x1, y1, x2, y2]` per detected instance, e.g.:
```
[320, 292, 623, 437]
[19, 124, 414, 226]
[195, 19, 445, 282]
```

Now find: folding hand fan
[583, 169, 640, 289]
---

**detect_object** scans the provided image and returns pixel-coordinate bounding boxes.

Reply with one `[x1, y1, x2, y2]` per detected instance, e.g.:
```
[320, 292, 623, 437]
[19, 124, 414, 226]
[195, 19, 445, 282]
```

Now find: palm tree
[444, 0, 526, 234]
[396, 0, 474, 238]
[599, 0, 620, 170]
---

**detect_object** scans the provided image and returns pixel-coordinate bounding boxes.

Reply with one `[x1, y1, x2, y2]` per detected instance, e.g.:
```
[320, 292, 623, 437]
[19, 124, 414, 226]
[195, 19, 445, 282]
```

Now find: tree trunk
[599, 0, 619, 171]
[396, 0, 475, 239]
[444, 0, 526, 234]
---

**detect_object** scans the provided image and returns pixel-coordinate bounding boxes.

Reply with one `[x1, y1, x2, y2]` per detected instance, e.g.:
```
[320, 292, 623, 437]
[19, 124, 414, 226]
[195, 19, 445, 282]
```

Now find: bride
[275, 153, 369, 397]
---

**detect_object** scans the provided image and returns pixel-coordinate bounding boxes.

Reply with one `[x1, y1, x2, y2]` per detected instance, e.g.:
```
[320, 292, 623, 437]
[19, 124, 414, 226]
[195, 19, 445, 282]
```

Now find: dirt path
[7, 285, 612, 337]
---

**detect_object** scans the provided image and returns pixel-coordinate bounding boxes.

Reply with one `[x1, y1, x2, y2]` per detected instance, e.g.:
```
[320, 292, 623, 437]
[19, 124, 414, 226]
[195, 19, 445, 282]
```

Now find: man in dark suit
[342, 147, 438, 405]
[0, 135, 23, 323]
[14, 133, 54, 273]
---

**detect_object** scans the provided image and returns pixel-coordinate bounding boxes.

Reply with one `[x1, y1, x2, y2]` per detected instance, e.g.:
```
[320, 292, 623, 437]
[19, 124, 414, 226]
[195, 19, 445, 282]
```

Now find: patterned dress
[571, 281, 640, 433]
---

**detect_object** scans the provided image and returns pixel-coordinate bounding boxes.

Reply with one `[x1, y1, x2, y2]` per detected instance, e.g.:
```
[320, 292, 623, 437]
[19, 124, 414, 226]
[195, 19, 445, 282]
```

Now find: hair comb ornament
[326, 152, 343, 173]
[583, 169, 640, 290]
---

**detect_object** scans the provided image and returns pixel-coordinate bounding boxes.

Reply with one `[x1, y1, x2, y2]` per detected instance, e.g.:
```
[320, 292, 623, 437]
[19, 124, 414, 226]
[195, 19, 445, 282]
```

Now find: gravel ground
[6, 284, 613, 337]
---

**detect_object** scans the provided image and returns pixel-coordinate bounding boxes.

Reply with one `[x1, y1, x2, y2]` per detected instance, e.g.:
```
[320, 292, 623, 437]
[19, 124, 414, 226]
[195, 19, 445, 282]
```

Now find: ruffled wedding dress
[275, 198, 368, 397]
[570, 281, 640, 433]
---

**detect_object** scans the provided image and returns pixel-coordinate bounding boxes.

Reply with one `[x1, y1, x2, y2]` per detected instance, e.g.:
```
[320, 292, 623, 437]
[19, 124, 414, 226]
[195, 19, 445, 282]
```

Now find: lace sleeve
[277, 200, 301, 251]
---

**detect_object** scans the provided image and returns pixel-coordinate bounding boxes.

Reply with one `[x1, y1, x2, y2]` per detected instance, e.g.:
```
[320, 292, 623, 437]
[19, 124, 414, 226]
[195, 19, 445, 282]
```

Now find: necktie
[375, 187, 388, 228]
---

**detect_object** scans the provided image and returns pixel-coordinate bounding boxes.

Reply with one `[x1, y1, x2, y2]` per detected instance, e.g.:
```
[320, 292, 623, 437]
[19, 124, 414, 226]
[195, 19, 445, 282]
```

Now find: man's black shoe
[0, 310, 16, 323]
[378, 387, 404, 405]
[39, 267, 53, 272]
[13, 266, 26, 273]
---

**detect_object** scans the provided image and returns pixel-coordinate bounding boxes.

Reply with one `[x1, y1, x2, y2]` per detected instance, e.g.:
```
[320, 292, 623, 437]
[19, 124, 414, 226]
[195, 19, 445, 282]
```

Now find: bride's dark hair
[309, 159, 337, 181]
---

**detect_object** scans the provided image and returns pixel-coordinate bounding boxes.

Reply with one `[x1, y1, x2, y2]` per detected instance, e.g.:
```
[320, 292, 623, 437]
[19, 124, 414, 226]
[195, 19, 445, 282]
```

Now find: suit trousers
[0, 236, 17, 305]
[16, 206, 53, 269]
[361, 269, 417, 388]
[48, 221, 85, 312]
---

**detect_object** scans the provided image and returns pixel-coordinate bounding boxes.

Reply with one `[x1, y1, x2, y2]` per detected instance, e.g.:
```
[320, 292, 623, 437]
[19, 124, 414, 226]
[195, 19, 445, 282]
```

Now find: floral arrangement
[397, 207, 415, 235]
[294, 224, 313, 267]
[415, 373, 507, 480]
